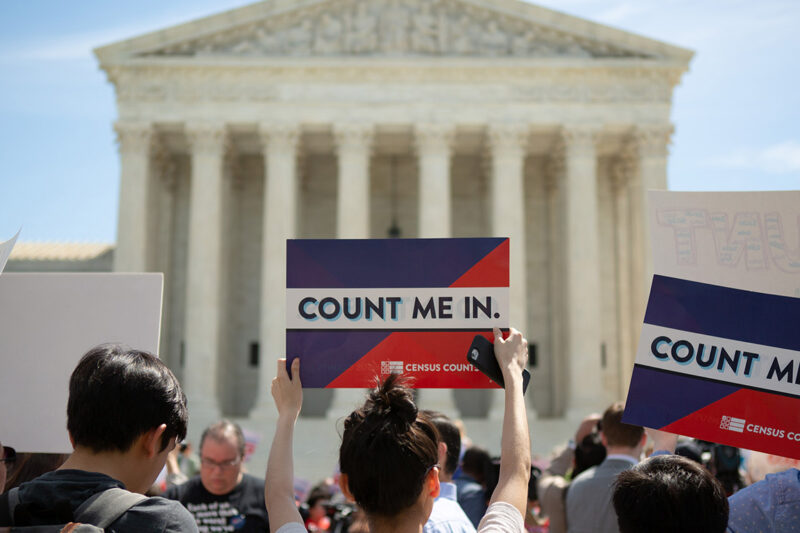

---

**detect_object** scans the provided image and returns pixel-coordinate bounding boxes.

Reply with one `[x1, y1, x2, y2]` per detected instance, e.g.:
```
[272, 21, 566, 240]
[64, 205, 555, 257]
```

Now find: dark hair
[307, 484, 333, 508]
[339, 375, 439, 517]
[613, 455, 729, 533]
[200, 420, 246, 458]
[67, 344, 188, 453]
[573, 432, 607, 478]
[601, 402, 644, 448]
[423, 411, 461, 476]
[461, 446, 492, 485]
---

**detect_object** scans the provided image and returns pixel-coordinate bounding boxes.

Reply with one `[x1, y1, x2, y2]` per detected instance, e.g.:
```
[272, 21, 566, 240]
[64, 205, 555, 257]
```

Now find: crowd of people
[0, 328, 798, 532]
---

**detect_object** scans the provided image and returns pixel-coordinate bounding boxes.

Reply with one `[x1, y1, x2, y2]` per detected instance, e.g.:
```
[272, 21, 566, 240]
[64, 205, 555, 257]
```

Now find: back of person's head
[422, 410, 461, 477]
[613, 455, 728, 533]
[307, 484, 332, 508]
[460, 446, 491, 485]
[67, 344, 188, 453]
[601, 402, 644, 448]
[573, 432, 607, 478]
[200, 419, 246, 457]
[339, 375, 439, 517]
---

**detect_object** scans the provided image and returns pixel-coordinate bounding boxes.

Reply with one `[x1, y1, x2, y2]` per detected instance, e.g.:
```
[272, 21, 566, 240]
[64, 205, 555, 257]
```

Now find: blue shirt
[453, 475, 487, 528]
[728, 468, 800, 533]
[424, 482, 477, 533]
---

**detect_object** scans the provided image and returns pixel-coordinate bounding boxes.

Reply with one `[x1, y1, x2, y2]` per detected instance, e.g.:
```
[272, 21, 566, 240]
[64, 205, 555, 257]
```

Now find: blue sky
[0, 0, 797, 243]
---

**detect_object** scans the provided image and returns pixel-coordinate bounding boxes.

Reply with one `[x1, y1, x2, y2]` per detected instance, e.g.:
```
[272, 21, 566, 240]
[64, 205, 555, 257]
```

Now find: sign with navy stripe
[286, 238, 509, 388]
[624, 275, 800, 459]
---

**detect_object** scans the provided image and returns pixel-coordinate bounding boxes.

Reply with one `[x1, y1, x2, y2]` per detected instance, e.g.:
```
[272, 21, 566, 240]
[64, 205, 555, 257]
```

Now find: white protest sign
[623, 190, 800, 459]
[0, 273, 163, 453]
[0, 229, 20, 274]
[648, 190, 800, 297]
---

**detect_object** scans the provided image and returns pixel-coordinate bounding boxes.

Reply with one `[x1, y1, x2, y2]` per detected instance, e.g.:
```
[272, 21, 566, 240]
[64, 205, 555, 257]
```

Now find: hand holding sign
[494, 327, 529, 383]
[272, 358, 303, 422]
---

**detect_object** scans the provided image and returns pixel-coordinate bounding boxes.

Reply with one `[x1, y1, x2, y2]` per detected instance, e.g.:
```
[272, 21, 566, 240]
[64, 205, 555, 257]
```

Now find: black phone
[466, 334, 530, 394]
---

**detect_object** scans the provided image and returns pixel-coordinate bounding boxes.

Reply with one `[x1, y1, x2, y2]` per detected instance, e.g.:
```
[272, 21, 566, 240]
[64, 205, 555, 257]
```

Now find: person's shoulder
[570, 465, 598, 485]
[274, 522, 308, 533]
[117, 495, 199, 532]
[239, 473, 266, 493]
[164, 475, 203, 500]
[241, 473, 265, 485]
[476, 501, 523, 533]
[455, 477, 483, 495]
[766, 467, 800, 489]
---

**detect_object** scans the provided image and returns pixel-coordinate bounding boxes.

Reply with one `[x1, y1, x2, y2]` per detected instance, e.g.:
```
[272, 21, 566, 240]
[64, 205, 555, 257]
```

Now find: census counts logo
[718, 415, 800, 442]
[381, 361, 404, 375]
[720, 416, 745, 433]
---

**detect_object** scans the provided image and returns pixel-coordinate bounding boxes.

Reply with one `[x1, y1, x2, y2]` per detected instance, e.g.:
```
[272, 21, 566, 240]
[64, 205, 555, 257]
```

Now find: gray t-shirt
[1, 469, 198, 532]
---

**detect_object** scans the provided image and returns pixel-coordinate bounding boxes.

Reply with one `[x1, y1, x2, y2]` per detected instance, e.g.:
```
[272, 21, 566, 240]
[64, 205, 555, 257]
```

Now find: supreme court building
[62, 0, 693, 473]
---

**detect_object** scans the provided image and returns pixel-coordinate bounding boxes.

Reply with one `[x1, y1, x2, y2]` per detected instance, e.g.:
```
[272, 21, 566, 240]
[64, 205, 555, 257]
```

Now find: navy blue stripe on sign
[286, 238, 505, 288]
[645, 275, 800, 353]
[623, 364, 740, 429]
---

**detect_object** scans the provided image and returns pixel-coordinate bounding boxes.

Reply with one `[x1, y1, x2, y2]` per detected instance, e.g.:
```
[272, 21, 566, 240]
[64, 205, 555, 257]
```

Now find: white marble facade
[95, 0, 692, 476]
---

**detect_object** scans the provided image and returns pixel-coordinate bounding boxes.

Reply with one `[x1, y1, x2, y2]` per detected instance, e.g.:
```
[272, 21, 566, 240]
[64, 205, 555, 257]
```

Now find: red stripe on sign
[661, 388, 800, 460]
[326, 331, 500, 389]
[449, 239, 509, 288]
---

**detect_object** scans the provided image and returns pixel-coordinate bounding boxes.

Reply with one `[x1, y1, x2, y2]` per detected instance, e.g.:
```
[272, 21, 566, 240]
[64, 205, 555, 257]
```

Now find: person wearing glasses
[165, 420, 269, 532]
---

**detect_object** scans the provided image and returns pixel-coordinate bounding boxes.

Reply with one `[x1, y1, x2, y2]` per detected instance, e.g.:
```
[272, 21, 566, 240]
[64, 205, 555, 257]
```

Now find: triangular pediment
[95, 0, 693, 63]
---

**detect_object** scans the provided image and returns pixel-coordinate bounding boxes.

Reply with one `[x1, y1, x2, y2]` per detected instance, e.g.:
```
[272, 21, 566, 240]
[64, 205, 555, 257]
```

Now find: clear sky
[0, 0, 797, 243]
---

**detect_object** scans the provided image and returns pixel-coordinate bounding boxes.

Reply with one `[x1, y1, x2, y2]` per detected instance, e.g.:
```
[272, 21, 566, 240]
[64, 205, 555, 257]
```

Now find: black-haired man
[0, 344, 197, 531]
[613, 455, 728, 533]
[165, 420, 268, 532]
[422, 411, 476, 533]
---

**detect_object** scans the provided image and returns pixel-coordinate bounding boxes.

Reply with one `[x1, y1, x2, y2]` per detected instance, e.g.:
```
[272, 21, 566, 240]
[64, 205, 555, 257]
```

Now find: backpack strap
[73, 488, 147, 528]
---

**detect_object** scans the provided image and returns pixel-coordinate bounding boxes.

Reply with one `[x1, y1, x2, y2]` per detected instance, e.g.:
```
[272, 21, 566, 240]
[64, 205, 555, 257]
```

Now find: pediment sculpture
[143, 0, 650, 59]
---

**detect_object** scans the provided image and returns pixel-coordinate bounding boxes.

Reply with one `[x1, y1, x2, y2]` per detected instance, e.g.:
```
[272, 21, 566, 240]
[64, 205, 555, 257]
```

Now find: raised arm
[265, 358, 304, 532]
[487, 327, 531, 519]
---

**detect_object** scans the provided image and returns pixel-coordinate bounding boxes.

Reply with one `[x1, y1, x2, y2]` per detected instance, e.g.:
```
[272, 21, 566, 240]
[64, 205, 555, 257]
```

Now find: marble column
[488, 124, 529, 330]
[629, 125, 672, 328]
[183, 121, 228, 429]
[113, 121, 153, 272]
[611, 148, 634, 399]
[329, 124, 374, 417]
[415, 123, 454, 238]
[414, 123, 458, 415]
[152, 145, 178, 365]
[544, 158, 566, 416]
[560, 125, 603, 414]
[253, 124, 300, 416]
[486, 124, 529, 419]
[335, 124, 373, 238]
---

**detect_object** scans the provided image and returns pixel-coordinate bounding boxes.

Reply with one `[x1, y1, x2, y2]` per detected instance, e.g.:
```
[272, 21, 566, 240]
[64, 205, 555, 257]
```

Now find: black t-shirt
[0, 469, 197, 532]
[164, 473, 269, 533]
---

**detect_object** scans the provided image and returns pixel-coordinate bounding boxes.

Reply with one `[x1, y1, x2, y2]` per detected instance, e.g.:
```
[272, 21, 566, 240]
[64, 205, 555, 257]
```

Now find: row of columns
[113, 120, 671, 425]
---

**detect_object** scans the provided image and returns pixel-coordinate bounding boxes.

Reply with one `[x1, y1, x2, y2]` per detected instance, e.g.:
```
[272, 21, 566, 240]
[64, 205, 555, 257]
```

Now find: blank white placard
[0, 273, 163, 453]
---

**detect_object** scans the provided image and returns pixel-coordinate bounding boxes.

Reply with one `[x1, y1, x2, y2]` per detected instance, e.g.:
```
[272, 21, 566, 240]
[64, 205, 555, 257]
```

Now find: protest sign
[624, 190, 800, 458]
[0, 229, 20, 273]
[286, 238, 508, 388]
[0, 273, 163, 453]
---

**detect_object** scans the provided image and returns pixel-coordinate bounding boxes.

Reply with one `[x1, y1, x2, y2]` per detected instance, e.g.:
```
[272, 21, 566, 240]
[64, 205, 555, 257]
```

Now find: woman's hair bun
[365, 374, 417, 430]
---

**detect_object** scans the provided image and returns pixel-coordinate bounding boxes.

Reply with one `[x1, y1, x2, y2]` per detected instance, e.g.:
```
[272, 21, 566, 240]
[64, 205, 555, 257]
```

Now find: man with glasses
[0, 442, 15, 493]
[165, 420, 269, 532]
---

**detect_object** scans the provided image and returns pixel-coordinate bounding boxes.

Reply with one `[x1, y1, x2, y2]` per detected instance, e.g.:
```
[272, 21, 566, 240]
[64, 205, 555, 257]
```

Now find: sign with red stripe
[623, 275, 800, 459]
[285, 238, 509, 388]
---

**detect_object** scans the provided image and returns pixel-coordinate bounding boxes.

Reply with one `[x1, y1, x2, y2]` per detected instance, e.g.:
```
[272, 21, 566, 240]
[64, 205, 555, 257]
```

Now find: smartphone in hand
[467, 334, 530, 394]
